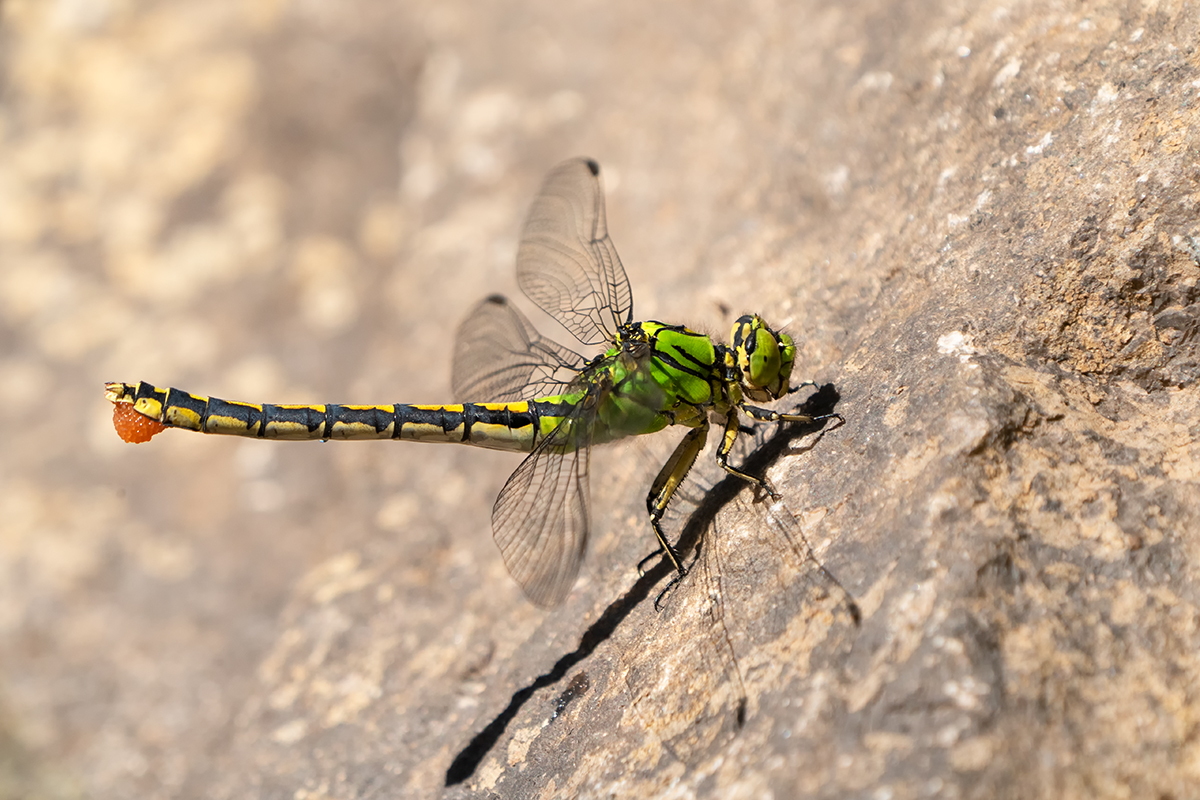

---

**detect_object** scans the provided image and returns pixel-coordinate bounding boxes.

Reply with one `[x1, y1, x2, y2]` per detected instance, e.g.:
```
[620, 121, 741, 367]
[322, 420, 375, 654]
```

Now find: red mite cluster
[112, 402, 168, 443]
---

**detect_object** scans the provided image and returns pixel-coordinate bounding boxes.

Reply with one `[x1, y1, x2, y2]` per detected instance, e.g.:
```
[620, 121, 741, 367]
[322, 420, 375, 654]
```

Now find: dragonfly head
[728, 315, 796, 402]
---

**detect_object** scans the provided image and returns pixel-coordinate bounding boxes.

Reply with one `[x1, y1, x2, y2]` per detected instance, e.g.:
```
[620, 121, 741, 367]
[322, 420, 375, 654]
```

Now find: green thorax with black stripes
[555, 320, 726, 447]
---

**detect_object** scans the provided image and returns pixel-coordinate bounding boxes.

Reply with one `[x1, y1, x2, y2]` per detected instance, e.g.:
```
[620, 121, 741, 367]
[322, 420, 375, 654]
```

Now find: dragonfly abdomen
[105, 381, 547, 452]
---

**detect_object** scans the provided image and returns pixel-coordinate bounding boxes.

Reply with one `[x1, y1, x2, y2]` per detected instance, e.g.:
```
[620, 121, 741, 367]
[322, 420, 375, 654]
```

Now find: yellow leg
[740, 403, 816, 424]
[645, 422, 710, 576]
[715, 410, 780, 499]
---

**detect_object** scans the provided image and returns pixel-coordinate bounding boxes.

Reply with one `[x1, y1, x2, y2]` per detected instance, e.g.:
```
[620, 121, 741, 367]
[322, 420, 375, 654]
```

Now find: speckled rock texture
[2, 1, 1199, 798]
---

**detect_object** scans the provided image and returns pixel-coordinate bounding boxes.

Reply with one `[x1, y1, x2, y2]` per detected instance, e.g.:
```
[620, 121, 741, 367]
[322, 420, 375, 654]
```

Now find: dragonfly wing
[492, 408, 591, 607]
[452, 295, 588, 402]
[517, 158, 633, 346]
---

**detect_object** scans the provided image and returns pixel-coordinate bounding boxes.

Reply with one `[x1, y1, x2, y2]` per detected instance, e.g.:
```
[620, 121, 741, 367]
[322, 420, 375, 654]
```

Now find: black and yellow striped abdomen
[103, 381, 573, 453]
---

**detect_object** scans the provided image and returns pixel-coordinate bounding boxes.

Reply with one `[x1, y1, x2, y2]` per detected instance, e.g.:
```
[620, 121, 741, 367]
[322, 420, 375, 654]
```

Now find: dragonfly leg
[741, 403, 845, 428]
[653, 570, 685, 611]
[715, 411, 781, 500]
[646, 422, 709, 578]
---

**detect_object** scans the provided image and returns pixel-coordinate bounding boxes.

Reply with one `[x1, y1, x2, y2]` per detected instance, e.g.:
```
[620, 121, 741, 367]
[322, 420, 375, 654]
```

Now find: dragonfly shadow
[443, 384, 842, 787]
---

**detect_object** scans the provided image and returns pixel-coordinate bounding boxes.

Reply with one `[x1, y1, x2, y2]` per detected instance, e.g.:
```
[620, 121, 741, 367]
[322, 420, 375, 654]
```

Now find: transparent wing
[452, 295, 589, 402]
[623, 510, 748, 763]
[516, 158, 633, 346]
[625, 491, 858, 763]
[491, 401, 594, 607]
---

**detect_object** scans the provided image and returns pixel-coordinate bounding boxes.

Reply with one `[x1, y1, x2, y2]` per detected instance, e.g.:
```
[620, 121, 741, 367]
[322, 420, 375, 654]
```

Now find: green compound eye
[748, 325, 781, 386]
[730, 315, 796, 401]
[724, 314, 792, 398]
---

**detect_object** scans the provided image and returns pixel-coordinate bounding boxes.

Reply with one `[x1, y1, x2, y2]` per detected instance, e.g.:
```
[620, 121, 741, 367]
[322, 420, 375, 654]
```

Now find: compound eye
[731, 316, 794, 399]
[746, 327, 782, 387]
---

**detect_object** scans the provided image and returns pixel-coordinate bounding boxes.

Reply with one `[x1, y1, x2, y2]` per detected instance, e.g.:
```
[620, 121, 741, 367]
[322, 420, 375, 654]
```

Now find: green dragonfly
[106, 158, 836, 607]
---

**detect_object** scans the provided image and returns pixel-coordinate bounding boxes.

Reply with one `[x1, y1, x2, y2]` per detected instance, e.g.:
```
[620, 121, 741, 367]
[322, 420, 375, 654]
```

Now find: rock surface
[1, 1, 1198, 798]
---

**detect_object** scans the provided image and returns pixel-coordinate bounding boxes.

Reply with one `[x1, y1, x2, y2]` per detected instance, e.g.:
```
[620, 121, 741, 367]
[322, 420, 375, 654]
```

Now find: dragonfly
[105, 158, 838, 608]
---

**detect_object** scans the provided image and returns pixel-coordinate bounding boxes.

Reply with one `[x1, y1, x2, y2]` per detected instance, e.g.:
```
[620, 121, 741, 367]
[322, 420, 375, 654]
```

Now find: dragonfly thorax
[727, 314, 797, 403]
[615, 321, 652, 360]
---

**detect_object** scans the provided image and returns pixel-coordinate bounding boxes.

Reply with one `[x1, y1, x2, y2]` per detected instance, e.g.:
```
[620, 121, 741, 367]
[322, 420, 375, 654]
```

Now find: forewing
[491, 410, 591, 607]
[452, 295, 588, 402]
[516, 158, 633, 346]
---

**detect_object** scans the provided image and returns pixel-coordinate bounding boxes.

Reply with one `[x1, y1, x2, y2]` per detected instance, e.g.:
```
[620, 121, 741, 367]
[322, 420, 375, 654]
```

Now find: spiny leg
[641, 421, 709, 583]
[715, 409, 781, 500]
[739, 403, 844, 427]
[722, 405, 844, 498]
[653, 399, 844, 609]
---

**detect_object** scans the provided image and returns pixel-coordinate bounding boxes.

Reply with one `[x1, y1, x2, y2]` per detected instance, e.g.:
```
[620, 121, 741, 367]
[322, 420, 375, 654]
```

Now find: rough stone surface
[2, 1, 1199, 798]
